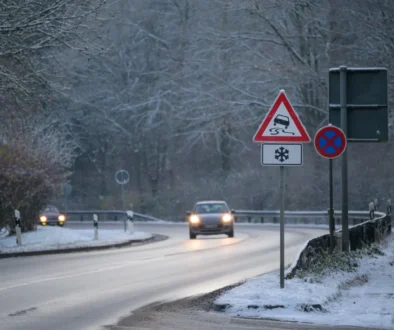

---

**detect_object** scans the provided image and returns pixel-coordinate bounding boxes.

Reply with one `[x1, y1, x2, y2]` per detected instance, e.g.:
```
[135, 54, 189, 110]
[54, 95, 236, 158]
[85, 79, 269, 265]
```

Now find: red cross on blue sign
[314, 125, 347, 159]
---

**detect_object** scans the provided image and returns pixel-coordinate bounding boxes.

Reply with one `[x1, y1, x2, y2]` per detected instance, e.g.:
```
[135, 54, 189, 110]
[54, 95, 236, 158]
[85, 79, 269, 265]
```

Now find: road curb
[0, 234, 168, 259]
[212, 302, 325, 313]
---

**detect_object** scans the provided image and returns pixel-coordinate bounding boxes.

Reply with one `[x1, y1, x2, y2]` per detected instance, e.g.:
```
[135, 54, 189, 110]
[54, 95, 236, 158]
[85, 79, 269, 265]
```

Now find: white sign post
[93, 214, 99, 240]
[15, 210, 22, 246]
[253, 90, 311, 288]
[126, 211, 135, 234]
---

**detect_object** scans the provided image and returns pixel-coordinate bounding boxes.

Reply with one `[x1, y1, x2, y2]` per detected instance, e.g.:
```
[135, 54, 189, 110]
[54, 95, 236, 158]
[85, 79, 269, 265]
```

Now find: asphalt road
[0, 223, 327, 330]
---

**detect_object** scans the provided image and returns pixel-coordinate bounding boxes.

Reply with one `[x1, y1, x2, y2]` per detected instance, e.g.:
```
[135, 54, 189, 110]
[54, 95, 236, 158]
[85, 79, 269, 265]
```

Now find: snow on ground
[216, 232, 394, 329]
[0, 228, 8, 238]
[0, 226, 152, 254]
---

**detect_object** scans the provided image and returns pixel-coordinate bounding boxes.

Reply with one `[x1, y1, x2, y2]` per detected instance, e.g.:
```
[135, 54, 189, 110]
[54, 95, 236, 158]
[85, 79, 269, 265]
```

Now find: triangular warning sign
[253, 91, 311, 143]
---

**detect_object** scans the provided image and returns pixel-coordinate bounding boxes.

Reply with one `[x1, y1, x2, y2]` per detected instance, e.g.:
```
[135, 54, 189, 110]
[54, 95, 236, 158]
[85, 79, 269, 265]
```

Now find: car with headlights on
[186, 201, 235, 239]
[39, 205, 66, 227]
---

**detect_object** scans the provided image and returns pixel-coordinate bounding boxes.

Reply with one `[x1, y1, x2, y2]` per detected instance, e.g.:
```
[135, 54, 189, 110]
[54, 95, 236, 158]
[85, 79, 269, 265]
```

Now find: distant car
[186, 201, 235, 239]
[273, 114, 290, 128]
[39, 205, 66, 227]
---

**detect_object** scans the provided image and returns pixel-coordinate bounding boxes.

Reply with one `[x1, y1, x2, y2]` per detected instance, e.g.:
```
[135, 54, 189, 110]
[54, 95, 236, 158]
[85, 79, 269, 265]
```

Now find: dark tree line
[1, 0, 394, 228]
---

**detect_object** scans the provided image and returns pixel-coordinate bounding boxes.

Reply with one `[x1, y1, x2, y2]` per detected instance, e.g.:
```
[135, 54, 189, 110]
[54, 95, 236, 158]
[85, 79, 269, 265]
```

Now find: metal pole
[340, 66, 349, 252]
[280, 165, 285, 288]
[64, 196, 68, 220]
[329, 159, 335, 250]
[121, 183, 125, 210]
[121, 184, 126, 232]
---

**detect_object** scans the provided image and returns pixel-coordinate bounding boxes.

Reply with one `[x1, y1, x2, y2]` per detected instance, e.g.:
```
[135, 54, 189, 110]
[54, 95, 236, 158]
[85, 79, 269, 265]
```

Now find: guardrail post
[93, 214, 98, 240]
[369, 202, 375, 220]
[15, 210, 22, 246]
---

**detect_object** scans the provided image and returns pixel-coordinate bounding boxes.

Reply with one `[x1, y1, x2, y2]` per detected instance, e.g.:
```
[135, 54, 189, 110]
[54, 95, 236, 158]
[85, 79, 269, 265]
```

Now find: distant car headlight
[40, 216, 47, 222]
[58, 214, 66, 221]
[190, 215, 200, 224]
[222, 213, 233, 222]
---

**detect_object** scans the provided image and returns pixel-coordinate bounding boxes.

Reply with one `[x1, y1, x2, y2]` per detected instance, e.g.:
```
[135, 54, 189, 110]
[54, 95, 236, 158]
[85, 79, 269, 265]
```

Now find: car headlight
[222, 213, 233, 222]
[58, 214, 66, 221]
[40, 216, 47, 222]
[190, 215, 200, 224]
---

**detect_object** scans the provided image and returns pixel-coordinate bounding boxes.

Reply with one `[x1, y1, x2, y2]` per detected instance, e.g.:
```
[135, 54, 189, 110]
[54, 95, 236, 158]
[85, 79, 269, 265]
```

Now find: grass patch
[295, 244, 384, 282]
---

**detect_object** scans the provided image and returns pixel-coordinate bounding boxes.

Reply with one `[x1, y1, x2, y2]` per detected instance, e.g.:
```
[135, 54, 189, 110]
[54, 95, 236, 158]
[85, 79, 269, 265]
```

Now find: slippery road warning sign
[253, 90, 311, 143]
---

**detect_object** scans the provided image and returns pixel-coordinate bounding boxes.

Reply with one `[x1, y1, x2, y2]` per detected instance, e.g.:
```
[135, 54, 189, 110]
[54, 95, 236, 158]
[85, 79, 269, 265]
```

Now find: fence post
[15, 210, 22, 246]
[93, 214, 98, 240]
[126, 211, 134, 233]
[369, 202, 375, 220]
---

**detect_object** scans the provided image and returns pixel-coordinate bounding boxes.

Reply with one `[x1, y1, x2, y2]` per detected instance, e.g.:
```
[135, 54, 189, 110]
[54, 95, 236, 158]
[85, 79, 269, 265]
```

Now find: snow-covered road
[0, 223, 326, 330]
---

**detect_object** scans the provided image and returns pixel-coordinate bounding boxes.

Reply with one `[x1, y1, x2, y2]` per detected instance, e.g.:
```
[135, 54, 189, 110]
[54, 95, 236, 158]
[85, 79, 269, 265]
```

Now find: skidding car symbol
[273, 115, 290, 129]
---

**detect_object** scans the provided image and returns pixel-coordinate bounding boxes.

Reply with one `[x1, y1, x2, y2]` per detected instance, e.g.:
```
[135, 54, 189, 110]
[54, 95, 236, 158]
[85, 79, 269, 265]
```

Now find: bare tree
[0, 0, 106, 114]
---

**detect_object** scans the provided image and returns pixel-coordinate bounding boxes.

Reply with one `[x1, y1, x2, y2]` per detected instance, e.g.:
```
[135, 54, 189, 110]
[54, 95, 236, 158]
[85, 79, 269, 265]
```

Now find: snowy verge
[0, 228, 9, 238]
[0, 226, 152, 254]
[215, 233, 394, 329]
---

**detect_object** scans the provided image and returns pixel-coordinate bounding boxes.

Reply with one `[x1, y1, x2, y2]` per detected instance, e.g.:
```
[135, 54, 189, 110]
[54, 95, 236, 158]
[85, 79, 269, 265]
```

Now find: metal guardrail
[232, 210, 386, 225]
[62, 209, 385, 224]
[61, 210, 164, 222]
[133, 212, 164, 222]
[234, 209, 385, 218]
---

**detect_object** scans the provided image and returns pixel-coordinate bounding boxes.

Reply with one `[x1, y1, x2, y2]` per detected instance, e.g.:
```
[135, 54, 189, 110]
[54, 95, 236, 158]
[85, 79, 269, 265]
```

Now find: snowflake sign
[275, 147, 289, 162]
[261, 144, 302, 166]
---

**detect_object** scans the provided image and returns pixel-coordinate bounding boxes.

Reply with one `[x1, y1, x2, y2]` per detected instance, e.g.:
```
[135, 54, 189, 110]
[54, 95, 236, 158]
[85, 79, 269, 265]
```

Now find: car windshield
[194, 203, 228, 214]
[43, 206, 58, 213]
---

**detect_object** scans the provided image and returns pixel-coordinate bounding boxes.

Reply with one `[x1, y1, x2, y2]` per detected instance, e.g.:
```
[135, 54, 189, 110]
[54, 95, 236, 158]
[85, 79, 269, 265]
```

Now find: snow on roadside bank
[215, 233, 394, 329]
[0, 228, 8, 238]
[0, 226, 152, 254]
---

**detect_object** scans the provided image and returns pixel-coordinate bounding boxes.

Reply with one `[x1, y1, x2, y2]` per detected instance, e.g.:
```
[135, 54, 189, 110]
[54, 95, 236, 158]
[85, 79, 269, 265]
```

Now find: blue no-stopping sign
[314, 125, 347, 159]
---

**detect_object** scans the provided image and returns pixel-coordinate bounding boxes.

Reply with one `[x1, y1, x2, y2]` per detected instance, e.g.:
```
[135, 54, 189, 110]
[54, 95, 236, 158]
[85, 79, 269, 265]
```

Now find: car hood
[40, 212, 59, 217]
[197, 213, 224, 225]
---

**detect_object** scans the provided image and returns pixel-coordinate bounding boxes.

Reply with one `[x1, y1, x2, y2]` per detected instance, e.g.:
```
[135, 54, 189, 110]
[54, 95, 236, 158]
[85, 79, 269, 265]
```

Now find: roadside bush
[0, 129, 69, 233]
